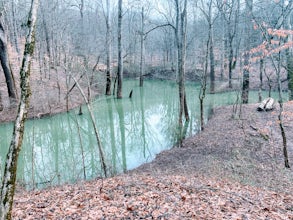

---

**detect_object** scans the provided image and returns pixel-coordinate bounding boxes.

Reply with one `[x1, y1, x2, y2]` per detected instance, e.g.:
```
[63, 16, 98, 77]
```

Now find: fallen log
[257, 97, 275, 111]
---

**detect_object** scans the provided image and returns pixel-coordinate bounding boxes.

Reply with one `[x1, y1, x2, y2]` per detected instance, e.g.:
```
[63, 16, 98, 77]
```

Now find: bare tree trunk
[241, 0, 252, 104]
[40, 1, 51, 64]
[105, 0, 112, 95]
[285, 10, 293, 100]
[139, 7, 145, 87]
[0, 19, 17, 102]
[277, 52, 290, 168]
[258, 58, 264, 102]
[217, 0, 240, 89]
[201, 0, 215, 94]
[220, 14, 227, 81]
[117, 0, 123, 99]
[176, 0, 189, 126]
[11, 0, 20, 57]
[0, 1, 39, 219]
[209, 25, 215, 94]
[71, 75, 108, 177]
[182, 1, 189, 122]
[228, 38, 233, 89]
[288, 55, 293, 100]
[199, 33, 209, 131]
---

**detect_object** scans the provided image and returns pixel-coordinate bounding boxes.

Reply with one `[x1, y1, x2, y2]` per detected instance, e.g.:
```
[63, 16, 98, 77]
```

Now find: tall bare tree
[39, 0, 51, 63]
[104, 0, 112, 95]
[241, 0, 253, 104]
[0, 15, 17, 102]
[285, 8, 293, 100]
[217, 0, 240, 89]
[175, 0, 189, 126]
[10, 0, 20, 57]
[199, 0, 217, 94]
[117, 0, 123, 98]
[0, 0, 39, 219]
[139, 7, 145, 87]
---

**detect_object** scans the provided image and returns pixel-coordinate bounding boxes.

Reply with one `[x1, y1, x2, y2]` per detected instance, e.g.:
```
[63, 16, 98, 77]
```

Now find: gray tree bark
[71, 75, 108, 177]
[139, 7, 145, 87]
[285, 9, 293, 100]
[0, 0, 39, 219]
[217, 0, 240, 89]
[0, 18, 17, 102]
[117, 0, 123, 99]
[40, 1, 51, 63]
[175, 0, 189, 126]
[10, 0, 20, 57]
[258, 58, 264, 102]
[209, 25, 215, 94]
[199, 0, 215, 94]
[105, 0, 112, 95]
[241, 0, 252, 104]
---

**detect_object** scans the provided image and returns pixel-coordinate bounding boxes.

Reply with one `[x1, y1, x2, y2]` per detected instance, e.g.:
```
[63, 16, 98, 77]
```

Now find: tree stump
[257, 97, 275, 111]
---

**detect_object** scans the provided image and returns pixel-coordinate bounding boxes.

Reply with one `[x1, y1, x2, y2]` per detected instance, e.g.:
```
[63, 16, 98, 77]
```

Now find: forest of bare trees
[0, 0, 290, 131]
[0, 0, 292, 103]
[0, 0, 292, 218]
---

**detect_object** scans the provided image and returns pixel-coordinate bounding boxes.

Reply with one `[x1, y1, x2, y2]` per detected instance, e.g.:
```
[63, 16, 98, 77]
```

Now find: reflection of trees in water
[127, 90, 151, 158]
[1, 80, 273, 189]
[19, 113, 95, 188]
[106, 98, 117, 175]
[140, 88, 147, 158]
[72, 112, 86, 180]
[81, 112, 99, 179]
[20, 119, 55, 188]
[115, 100, 127, 172]
[159, 85, 181, 146]
[58, 114, 78, 182]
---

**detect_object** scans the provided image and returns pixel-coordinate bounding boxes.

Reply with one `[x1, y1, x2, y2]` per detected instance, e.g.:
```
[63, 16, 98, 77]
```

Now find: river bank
[12, 103, 293, 219]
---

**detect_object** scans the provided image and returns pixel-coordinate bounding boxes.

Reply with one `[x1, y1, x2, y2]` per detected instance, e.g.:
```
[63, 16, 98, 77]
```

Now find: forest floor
[12, 102, 293, 219]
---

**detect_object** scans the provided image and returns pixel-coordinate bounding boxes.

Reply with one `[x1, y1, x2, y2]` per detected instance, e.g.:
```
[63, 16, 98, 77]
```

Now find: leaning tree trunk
[0, 0, 39, 219]
[71, 75, 108, 177]
[0, 19, 17, 102]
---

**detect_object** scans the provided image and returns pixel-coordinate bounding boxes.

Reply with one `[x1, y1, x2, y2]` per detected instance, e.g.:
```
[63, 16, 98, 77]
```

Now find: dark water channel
[0, 80, 277, 189]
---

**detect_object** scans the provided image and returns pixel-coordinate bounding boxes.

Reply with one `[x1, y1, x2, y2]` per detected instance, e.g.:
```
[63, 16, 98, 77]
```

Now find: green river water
[0, 80, 279, 189]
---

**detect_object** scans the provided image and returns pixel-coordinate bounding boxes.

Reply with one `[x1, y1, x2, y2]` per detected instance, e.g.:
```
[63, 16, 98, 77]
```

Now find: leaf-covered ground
[13, 174, 292, 219]
[13, 103, 293, 219]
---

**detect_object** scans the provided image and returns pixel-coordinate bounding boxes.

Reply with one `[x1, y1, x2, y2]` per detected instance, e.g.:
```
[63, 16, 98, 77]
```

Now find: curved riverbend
[0, 80, 279, 189]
